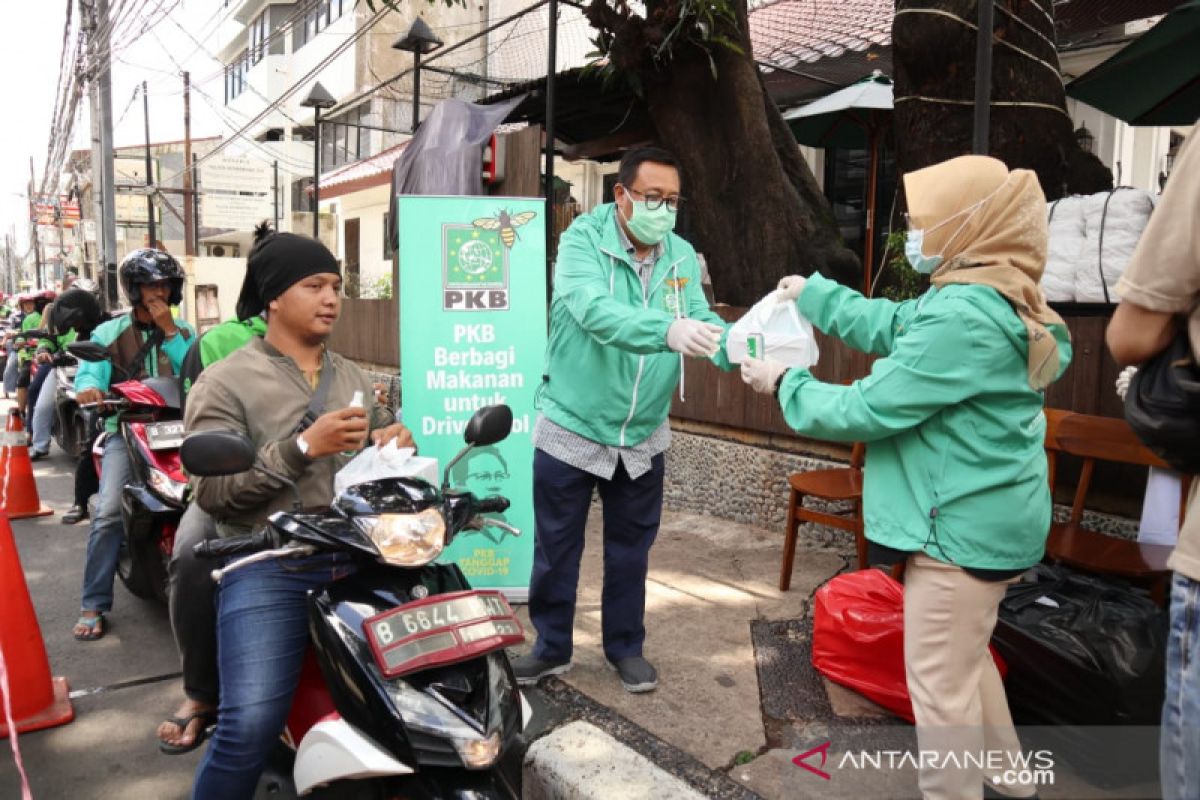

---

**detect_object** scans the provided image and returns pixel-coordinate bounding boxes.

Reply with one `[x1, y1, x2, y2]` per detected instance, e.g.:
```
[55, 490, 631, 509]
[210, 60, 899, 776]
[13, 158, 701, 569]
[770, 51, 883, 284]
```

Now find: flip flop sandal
[158, 711, 218, 755]
[73, 615, 105, 641]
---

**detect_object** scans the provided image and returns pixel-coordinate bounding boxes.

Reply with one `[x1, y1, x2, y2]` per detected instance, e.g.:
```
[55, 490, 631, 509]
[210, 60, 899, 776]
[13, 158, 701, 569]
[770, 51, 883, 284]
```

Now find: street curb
[523, 720, 710, 800]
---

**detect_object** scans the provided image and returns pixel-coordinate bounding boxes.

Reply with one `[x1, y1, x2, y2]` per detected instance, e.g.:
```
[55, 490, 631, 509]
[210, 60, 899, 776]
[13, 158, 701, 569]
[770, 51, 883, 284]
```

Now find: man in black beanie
[183, 227, 413, 796]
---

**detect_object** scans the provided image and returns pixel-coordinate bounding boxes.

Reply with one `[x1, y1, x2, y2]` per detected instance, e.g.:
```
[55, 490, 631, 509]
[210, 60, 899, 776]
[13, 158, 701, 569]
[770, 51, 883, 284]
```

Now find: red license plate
[363, 590, 524, 678]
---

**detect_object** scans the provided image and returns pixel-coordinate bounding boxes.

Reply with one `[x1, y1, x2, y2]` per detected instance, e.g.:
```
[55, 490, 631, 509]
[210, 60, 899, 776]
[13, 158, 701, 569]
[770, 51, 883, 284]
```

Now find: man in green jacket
[513, 146, 732, 693]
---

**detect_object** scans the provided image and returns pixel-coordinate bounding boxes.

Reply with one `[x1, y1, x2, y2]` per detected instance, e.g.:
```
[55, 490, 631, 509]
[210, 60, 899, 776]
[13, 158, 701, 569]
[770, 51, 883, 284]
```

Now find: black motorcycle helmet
[119, 249, 185, 307]
[49, 284, 103, 337]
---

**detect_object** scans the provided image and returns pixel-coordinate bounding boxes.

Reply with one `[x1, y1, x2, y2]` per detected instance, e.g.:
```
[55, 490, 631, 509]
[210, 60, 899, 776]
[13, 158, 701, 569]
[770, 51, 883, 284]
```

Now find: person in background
[157, 223, 270, 755]
[743, 156, 1071, 799]
[1105, 128, 1200, 800]
[72, 250, 194, 641]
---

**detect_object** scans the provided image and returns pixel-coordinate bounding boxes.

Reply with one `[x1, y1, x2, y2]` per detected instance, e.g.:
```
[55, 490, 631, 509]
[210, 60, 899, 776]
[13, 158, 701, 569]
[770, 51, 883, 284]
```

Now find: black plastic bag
[991, 564, 1167, 786]
[1125, 328, 1200, 473]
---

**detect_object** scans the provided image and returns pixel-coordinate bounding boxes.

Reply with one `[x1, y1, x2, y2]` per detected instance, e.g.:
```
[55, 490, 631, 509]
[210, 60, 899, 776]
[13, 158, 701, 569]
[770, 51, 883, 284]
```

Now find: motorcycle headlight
[147, 467, 187, 503]
[354, 508, 445, 566]
[387, 682, 502, 769]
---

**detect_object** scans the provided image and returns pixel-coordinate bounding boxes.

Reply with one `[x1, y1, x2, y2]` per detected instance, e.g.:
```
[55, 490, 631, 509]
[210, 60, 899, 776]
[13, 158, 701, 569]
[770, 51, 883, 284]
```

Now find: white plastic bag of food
[334, 439, 439, 495]
[726, 292, 820, 367]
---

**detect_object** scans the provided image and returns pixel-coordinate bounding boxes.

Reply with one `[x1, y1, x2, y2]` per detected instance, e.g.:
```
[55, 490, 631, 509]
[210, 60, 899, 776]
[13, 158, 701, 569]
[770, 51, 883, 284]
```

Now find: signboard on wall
[200, 192, 273, 230]
[202, 155, 273, 194]
[398, 196, 546, 598]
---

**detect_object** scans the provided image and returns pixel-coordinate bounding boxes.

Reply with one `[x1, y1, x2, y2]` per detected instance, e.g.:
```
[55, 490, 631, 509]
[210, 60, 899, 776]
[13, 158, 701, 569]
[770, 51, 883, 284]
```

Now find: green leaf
[734, 751, 756, 766]
[710, 34, 743, 55]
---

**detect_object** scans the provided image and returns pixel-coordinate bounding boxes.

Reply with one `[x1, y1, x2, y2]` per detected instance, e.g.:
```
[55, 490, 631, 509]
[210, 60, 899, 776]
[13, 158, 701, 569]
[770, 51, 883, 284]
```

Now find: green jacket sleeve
[797, 274, 921, 357]
[554, 226, 674, 355]
[775, 298, 982, 443]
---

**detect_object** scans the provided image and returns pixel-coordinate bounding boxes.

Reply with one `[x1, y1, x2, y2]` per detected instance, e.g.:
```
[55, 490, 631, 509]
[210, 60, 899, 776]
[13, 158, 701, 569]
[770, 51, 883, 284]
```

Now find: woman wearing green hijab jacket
[743, 155, 1072, 800]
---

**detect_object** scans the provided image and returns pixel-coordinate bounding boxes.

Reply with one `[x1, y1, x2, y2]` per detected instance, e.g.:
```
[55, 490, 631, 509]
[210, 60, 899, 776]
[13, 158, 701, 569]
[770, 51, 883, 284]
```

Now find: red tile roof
[750, 0, 893, 72]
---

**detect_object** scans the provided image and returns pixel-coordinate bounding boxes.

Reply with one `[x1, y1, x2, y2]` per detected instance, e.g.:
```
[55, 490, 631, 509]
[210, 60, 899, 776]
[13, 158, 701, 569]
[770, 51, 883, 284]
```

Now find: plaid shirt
[533, 217, 670, 480]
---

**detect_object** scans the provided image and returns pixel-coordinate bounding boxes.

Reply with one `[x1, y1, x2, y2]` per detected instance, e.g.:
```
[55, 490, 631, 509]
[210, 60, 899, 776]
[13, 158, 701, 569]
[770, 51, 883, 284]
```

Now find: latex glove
[775, 274, 808, 303]
[667, 318, 723, 358]
[1115, 366, 1137, 401]
[741, 356, 789, 395]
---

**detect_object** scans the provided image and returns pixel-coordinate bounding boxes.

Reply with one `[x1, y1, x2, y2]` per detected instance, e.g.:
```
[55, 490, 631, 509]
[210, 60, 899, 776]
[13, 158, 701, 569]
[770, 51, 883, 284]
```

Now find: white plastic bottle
[343, 390, 365, 457]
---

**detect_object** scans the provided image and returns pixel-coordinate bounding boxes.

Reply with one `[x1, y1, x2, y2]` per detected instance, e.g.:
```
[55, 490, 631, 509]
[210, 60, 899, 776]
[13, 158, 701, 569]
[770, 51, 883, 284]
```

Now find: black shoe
[608, 656, 658, 693]
[510, 654, 571, 685]
[62, 505, 88, 525]
[29, 449, 48, 461]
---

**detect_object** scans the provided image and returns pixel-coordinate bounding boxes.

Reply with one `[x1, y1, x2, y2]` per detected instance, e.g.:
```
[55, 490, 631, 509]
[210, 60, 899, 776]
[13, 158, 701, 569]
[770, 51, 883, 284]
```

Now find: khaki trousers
[904, 553, 1035, 800]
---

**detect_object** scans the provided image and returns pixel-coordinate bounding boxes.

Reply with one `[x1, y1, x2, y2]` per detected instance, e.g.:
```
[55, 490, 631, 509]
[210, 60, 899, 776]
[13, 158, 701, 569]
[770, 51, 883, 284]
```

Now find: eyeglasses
[467, 470, 510, 483]
[623, 186, 684, 212]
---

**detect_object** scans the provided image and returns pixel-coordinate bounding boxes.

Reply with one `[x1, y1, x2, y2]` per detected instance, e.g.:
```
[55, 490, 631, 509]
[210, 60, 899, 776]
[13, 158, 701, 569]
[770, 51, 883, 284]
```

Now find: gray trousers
[168, 503, 219, 705]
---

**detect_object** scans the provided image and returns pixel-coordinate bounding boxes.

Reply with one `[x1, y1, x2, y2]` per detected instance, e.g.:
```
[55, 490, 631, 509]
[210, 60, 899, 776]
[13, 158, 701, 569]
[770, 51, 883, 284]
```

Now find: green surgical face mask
[621, 199, 677, 245]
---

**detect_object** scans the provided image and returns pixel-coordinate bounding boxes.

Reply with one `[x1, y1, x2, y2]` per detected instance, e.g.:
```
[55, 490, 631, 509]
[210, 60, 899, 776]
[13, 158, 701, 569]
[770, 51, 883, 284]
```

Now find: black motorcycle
[182, 404, 528, 799]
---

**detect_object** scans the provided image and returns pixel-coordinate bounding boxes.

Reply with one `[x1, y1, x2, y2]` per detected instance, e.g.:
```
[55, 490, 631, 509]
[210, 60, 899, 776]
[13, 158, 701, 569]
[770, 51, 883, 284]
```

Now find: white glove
[741, 356, 789, 395]
[775, 274, 808, 303]
[1115, 366, 1137, 401]
[667, 319, 723, 358]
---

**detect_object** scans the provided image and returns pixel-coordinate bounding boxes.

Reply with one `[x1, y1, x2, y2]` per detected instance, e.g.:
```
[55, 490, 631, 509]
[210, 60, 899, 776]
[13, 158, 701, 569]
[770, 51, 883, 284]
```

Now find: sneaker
[29, 449, 48, 461]
[608, 656, 658, 693]
[511, 654, 571, 685]
[62, 505, 88, 525]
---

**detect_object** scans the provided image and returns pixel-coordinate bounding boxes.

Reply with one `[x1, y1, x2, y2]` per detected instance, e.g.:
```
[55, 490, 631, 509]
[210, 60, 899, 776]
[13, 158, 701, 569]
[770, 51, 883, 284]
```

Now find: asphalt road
[0, 428, 201, 800]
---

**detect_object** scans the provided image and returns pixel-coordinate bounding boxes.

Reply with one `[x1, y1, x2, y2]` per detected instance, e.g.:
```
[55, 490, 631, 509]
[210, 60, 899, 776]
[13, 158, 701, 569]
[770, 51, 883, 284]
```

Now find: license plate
[363, 590, 525, 678]
[144, 420, 185, 450]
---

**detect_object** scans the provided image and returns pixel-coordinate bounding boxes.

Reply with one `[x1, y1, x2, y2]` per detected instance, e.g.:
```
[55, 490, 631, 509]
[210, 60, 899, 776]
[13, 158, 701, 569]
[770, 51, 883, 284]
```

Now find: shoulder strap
[294, 350, 335, 434]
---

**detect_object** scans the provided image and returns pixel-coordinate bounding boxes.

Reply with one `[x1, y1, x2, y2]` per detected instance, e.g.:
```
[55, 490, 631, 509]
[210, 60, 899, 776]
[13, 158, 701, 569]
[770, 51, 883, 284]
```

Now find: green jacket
[538, 203, 731, 447]
[779, 275, 1073, 571]
[180, 316, 268, 397]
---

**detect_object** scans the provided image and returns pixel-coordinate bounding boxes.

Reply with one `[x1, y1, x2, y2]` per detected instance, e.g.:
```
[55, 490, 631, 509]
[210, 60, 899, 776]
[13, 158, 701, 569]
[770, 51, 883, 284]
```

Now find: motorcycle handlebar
[475, 496, 510, 514]
[194, 529, 276, 559]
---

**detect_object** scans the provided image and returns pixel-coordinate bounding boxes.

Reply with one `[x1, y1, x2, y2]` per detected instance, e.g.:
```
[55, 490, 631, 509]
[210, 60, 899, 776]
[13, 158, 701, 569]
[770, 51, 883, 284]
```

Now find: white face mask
[904, 177, 1010, 275]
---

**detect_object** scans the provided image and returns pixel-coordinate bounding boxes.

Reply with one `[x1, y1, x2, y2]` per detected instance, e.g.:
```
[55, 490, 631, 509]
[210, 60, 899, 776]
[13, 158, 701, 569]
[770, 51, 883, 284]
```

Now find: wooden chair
[780, 442, 865, 590]
[1043, 410, 1193, 605]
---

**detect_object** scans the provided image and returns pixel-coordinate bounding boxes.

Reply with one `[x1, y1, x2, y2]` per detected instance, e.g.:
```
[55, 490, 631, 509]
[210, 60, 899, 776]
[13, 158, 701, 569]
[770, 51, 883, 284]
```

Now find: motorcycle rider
[13, 291, 51, 417]
[157, 227, 269, 755]
[3, 292, 36, 398]
[72, 250, 195, 641]
[184, 229, 411, 798]
[30, 281, 102, 459]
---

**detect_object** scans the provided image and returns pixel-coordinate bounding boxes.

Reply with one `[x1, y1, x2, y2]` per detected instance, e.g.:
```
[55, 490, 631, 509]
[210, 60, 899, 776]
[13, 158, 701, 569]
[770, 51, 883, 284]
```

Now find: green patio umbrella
[1067, 0, 1200, 126]
[784, 72, 892, 296]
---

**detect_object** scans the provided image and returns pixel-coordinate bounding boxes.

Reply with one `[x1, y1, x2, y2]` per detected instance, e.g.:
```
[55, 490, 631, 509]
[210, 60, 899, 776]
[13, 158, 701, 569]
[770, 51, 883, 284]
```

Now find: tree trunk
[587, 0, 857, 306]
[893, 0, 1112, 200]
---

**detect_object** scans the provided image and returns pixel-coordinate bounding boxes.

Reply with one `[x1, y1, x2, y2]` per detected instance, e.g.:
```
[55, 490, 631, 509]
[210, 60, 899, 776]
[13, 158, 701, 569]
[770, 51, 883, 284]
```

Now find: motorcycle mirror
[464, 404, 513, 447]
[181, 430, 257, 476]
[67, 341, 109, 362]
[442, 405, 514, 491]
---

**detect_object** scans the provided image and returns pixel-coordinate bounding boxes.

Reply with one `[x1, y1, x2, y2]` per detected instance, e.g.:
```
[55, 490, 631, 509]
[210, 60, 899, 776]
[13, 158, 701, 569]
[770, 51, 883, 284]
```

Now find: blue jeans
[31, 367, 56, 453]
[529, 449, 664, 663]
[1161, 572, 1200, 800]
[79, 434, 132, 613]
[3, 350, 17, 395]
[192, 552, 356, 800]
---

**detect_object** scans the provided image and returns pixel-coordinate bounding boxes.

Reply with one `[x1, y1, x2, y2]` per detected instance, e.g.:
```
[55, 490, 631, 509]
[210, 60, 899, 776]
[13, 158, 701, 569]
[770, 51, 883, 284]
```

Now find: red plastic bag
[811, 569, 1006, 723]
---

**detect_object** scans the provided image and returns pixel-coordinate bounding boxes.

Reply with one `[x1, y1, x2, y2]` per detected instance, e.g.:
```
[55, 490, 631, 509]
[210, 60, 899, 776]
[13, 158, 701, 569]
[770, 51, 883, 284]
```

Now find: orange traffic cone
[0, 510, 73, 738]
[0, 432, 52, 519]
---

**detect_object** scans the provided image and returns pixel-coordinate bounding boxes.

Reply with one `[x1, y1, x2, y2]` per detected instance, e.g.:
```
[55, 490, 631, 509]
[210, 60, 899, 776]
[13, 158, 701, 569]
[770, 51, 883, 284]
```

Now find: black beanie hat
[236, 222, 340, 320]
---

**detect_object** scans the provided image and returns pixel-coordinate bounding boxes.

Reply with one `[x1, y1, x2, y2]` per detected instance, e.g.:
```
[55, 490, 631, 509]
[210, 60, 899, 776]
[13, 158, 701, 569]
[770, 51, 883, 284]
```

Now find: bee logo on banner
[441, 210, 537, 312]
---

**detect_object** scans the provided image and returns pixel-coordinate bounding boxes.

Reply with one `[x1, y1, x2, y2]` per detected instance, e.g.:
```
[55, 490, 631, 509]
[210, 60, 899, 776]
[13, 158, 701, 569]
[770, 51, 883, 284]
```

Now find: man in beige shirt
[1106, 126, 1200, 800]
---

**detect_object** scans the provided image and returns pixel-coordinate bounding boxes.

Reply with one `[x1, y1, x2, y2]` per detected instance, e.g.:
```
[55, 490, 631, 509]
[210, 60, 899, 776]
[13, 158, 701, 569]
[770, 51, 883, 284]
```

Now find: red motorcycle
[70, 341, 187, 603]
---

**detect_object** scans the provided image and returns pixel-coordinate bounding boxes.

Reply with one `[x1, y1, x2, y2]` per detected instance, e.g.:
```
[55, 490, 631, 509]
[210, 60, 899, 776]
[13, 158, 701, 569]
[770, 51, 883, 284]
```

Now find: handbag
[1124, 328, 1200, 473]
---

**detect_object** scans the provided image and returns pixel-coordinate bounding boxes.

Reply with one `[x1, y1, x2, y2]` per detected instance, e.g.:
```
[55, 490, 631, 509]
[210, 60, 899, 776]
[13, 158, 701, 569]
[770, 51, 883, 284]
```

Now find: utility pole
[183, 71, 195, 257]
[83, 0, 118, 308]
[142, 81, 157, 248]
[29, 157, 43, 288]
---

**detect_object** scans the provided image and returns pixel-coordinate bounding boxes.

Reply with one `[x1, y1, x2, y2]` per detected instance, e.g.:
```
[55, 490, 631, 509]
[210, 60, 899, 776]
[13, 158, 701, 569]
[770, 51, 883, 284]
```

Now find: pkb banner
[398, 196, 546, 598]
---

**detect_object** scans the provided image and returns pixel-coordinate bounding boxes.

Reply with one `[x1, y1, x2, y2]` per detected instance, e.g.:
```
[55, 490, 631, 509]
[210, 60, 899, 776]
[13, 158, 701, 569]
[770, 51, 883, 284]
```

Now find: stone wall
[662, 429, 1140, 545]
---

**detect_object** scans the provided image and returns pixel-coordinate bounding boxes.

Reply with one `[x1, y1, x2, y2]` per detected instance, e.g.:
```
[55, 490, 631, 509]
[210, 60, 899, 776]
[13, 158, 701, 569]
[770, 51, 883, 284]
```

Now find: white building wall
[321, 184, 392, 291]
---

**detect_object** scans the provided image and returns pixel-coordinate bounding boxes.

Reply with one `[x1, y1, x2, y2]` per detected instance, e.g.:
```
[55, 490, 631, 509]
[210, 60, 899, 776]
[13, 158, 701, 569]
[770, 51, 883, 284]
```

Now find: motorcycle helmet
[35, 289, 56, 313]
[119, 249, 184, 307]
[49, 286, 103, 337]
